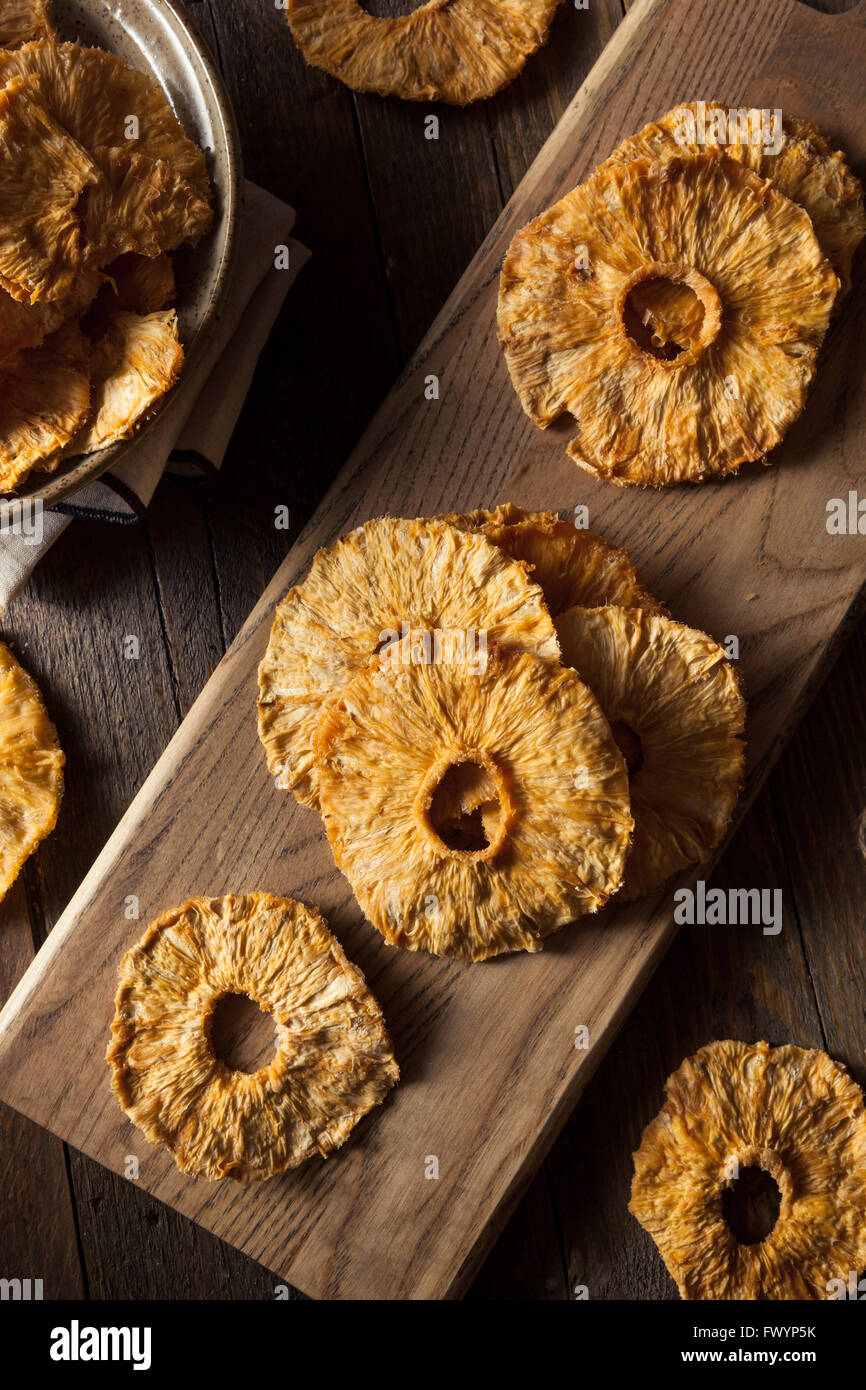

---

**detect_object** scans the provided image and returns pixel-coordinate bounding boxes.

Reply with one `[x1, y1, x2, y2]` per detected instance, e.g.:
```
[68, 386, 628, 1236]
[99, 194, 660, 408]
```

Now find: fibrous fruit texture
[0, 640, 64, 901]
[316, 643, 632, 961]
[0, 74, 97, 303]
[67, 309, 183, 456]
[107, 893, 399, 1182]
[498, 153, 838, 485]
[286, 0, 562, 104]
[445, 502, 664, 616]
[0, 0, 53, 48]
[630, 1040, 866, 1300]
[258, 515, 559, 808]
[556, 606, 745, 899]
[0, 40, 211, 262]
[606, 102, 866, 302]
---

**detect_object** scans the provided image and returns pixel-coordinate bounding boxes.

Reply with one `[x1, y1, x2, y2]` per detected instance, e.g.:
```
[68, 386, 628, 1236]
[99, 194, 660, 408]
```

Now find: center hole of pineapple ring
[619, 262, 722, 366]
[610, 721, 644, 776]
[722, 1166, 782, 1245]
[418, 750, 512, 861]
[209, 992, 279, 1075]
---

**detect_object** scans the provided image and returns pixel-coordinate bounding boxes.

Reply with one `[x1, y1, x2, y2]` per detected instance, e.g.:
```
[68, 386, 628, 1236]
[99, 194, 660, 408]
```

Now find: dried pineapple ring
[0, 642, 64, 901]
[556, 606, 745, 899]
[630, 1040, 866, 1300]
[107, 893, 399, 1183]
[445, 502, 664, 616]
[0, 41, 212, 263]
[0, 320, 91, 488]
[606, 102, 866, 301]
[0, 75, 97, 304]
[67, 310, 183, 457]
[258, 515, 560, 808]
[498, 153, 839, 486]
[286, 0, 562, 104]
[316, 644, 633, 961]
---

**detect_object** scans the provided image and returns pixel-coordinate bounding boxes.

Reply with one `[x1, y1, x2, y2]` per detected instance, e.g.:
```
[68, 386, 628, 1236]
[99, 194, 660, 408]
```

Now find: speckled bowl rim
[8, 0, 243, 509]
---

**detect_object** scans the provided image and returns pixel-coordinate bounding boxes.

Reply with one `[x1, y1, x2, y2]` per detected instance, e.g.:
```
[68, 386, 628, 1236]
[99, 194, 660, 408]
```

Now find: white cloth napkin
[0, 180, 310, 608]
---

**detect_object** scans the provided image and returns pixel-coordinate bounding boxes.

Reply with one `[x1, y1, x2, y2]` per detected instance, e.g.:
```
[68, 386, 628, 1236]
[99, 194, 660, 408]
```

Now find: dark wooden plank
[771, 621, 866, 1085]
[547, 785, 829, 1299]
[0, 879, 84, 1299]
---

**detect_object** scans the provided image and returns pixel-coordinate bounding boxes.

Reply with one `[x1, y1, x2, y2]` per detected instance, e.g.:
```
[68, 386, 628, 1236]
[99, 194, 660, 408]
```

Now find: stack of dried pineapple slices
[498, 102, 866, 486]
[258, 504, 746, 962]
[0, 0, 213, 490]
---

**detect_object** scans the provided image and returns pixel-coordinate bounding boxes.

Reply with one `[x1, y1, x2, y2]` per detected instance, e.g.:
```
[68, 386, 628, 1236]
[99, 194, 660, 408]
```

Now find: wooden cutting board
[1, 0, 865, 1301]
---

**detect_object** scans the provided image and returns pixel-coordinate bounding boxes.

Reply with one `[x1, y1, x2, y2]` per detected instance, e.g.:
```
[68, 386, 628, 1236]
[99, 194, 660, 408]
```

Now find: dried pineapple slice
[0, 320, 90, 488]
[630, 1040, 866, 1300]
[556, 606, 745, 899]
[107, 893, 399, 1183]
[67, 309, 182, 456]
[82, 147, 212, 266]
[0, 642, 64, 902]
[498, 153, 839, 486]
[287, 0, 562, 104]
[0, 75, 97, 304]
[606, 102, 866, 301]
[0, 0, 54, 48]
[445, 502, 663, 616]
[258, 515, 560, 808]
[316, 644, 632, 961]
[0, 266, 100, 367]
[0, 42, 212, 261]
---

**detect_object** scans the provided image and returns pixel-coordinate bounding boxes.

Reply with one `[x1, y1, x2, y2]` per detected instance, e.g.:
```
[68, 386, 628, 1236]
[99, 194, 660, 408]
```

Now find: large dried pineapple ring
[444, 502, 664, 617]
[0, 41, 212, 265]
[0, 641, 64, 902]
[498, 153, 839, 486]
[107, 893, 399, 1183]
[286, 0, 563, 105]
[606, 102, 866, 301]
[258, 515, 559, 808]
[630, 1040, 866, 1300]
[315, 645, 633, 961]
[556, 606, 745, 899]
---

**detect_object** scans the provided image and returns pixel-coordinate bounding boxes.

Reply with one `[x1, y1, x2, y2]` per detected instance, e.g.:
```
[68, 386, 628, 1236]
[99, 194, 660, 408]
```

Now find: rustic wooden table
[1, 0, 863, 1301]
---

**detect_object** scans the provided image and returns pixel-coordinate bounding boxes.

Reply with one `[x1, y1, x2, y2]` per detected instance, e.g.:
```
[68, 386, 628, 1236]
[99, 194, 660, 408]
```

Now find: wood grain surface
[1, 0, 865, 1301]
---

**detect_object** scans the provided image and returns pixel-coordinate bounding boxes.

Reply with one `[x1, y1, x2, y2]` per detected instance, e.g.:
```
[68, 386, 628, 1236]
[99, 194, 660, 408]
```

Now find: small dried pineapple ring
[286, 0, 563, 105]
[556, 606, 745, 900]
[630, 1041, 866, 1300]
[316, 644, 632, 962]
[107, 893, 399, 1183]
[444, 501, 664, 616]
[498, 153, 839, 486]
[0, 641, 64, 901]
[258, 515, 559, 808]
